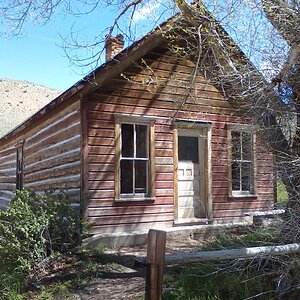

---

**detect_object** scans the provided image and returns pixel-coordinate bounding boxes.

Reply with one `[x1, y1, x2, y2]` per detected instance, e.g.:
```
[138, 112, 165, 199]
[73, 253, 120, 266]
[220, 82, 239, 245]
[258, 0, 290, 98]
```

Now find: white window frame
[228, 124, 256, 198]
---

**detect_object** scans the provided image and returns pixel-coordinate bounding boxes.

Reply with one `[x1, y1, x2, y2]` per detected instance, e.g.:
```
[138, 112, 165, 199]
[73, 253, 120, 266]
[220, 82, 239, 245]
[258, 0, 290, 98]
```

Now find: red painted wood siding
[86, 46, 274, 234]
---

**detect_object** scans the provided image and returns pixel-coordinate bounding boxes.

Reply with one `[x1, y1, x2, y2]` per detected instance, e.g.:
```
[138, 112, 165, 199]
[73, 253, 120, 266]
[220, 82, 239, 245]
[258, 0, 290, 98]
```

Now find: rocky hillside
[0, 78, 61, 138]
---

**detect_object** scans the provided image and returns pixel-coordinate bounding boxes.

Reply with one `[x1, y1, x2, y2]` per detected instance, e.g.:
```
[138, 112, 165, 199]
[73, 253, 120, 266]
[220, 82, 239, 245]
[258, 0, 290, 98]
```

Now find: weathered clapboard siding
[87, 204, 174, 216]
[0, 146, 16, 209]
[211, 127, 274, 221]
[86, 110, 175, 233]
[0, 46, 275, 238]
[213, 200, 273, 210]
[87, 109, 176, 234]
[0, 27, 276, 240]
[23, 102, 81, 202]
[89, 221, 173, 235]
[85, 45, 274, 234]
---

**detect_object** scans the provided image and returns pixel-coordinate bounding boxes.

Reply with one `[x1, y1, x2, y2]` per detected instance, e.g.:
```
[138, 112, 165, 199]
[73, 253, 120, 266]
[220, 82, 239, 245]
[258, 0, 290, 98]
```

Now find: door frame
[173, 121, 212, 223]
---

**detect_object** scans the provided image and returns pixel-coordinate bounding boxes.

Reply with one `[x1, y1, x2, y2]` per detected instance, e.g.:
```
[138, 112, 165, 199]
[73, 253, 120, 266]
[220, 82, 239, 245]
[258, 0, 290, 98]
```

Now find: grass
[163, 263, 274, 300]
[20, 249, 125, 299]
[4, 224, 294, 300]
[201, 225, 281, 251]
[2, 183, 290, 300]
[0, 269, 26, 300]
[162, 226, 286, 300]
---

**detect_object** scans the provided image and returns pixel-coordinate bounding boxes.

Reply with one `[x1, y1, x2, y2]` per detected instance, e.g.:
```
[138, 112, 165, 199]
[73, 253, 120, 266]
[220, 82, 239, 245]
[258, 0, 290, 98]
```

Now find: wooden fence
[143, 229, 300, 300]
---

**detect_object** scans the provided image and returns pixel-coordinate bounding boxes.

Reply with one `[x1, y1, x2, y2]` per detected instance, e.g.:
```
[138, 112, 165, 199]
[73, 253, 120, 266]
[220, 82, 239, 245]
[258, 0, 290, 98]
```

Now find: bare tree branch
[266, 43, 300, 92]
[262, 0, 300, 45]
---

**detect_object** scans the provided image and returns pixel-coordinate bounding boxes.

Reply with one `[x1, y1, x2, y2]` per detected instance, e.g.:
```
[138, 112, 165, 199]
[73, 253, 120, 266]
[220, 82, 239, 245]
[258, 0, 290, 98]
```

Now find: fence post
[145, 229, 167, 300]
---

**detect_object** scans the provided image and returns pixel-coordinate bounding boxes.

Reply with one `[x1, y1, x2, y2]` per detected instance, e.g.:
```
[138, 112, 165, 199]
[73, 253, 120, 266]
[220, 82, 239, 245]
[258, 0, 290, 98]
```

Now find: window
[121, 124, 149, 194]
[115, 116, 155, 201]
[228, 126, 255, 197]
[16, 141, 24, 190]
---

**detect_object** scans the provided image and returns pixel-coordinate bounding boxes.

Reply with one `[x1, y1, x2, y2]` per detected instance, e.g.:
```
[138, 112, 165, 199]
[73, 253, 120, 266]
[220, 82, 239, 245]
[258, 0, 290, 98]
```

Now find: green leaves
[0, 189, 81, 299]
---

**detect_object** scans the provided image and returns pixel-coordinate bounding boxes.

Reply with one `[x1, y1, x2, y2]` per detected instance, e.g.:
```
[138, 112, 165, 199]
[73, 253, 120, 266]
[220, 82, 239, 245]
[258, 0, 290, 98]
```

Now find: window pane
[178, 136, 199, 163]
[136, 125, 148, 158]
[242, 132, 252, 160]
[232, 162, 240, 191]
[231, 131, 241, 160]
[135, 161, 147, 193]
[241, 162, 252, 191]
[121, 160, 133, 193]
[121, 124, 134, 157]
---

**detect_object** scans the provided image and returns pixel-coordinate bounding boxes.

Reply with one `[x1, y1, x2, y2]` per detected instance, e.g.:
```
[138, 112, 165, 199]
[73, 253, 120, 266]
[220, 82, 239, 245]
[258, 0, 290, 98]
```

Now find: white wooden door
[177, 134, 206, 220]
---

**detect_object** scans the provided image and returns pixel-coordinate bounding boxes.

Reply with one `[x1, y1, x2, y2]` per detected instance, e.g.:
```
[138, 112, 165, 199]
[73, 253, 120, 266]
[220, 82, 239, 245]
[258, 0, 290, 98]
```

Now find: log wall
[23, 102, 81, 203]
[86, 46, 274, 234]
[0, 101, 81, 207]
[0, 146, 16, 209]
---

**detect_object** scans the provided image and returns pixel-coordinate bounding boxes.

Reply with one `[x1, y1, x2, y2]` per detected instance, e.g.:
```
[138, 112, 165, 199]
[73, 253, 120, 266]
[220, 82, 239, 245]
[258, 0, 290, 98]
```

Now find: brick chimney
[105, 34, 124, 62]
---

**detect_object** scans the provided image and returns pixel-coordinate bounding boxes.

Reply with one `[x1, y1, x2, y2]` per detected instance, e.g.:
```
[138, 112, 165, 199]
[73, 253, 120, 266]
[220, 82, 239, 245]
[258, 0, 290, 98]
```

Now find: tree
[261, 0, 300, 242]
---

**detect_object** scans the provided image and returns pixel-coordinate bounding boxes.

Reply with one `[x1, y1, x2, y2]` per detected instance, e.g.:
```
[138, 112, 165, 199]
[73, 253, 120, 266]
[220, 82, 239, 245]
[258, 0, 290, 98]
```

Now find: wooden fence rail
[144, 229, 300, 300]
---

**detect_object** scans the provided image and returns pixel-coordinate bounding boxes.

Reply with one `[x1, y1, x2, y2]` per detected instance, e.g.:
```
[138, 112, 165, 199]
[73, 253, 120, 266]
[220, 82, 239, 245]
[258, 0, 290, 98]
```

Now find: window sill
[115, 197, 156, 203]
[229, 194, 258, 199]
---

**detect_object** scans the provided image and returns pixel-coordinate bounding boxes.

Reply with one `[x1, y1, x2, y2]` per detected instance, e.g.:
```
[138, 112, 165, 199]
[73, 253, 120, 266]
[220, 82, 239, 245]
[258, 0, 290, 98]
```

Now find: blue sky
[0, 5, 121, 91]
[0, 1, 285, 91]
[0, 2, 169, 91]
[0, 28, 79, 91]
[1, 24, 75, 91]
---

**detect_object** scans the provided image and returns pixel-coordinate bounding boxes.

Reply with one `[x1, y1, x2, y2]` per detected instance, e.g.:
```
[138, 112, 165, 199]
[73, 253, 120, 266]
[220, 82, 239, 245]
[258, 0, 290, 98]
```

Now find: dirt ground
[28, 224, 263, 300]
[73, 237, 204, 300]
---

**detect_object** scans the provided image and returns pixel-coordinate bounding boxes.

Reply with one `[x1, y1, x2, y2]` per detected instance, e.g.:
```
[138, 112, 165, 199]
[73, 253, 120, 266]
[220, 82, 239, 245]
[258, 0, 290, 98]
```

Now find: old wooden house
[0, 14, 275, 239]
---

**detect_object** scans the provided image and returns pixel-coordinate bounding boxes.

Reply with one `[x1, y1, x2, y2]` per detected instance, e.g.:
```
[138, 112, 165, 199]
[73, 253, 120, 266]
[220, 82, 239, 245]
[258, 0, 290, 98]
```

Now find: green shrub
[277, 180, 288, 204]
[0, 189, 81, 299]
[43, 189, 81, 253]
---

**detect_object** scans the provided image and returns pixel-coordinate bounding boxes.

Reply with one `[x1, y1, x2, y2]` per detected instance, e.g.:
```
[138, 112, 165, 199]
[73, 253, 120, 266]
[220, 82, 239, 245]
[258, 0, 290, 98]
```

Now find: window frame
[228, 124, 256, 198]
[15, 141, 24, 190]
[114, 115, 156, 202]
